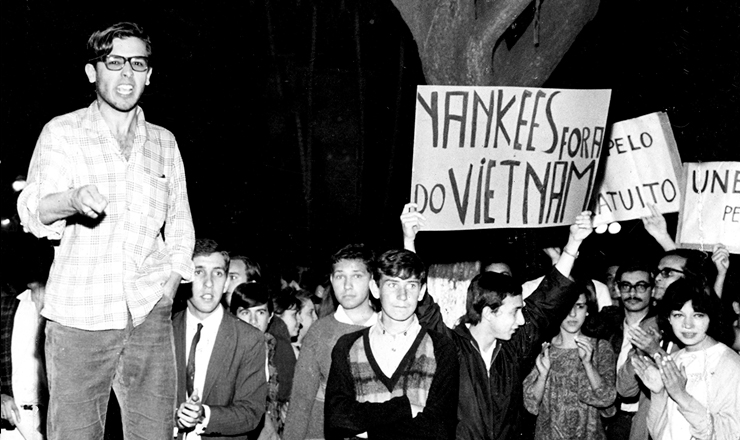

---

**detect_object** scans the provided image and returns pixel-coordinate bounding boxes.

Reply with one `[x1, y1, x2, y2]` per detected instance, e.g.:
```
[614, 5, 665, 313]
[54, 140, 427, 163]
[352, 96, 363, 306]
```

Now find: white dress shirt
[183, 306, 224, 439]
[368, 315, 422, 378]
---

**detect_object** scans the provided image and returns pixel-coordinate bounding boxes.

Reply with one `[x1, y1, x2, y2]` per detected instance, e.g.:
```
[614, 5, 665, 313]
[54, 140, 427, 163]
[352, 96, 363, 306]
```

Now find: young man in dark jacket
[402, 205, 593, 440]
[325, 249, 459, 439]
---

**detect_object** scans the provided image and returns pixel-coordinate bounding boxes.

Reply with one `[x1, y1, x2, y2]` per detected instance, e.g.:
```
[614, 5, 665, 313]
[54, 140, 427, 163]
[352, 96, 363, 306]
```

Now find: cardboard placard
[677, 162, 740, 254]
[410, 86, 611, 230]
[592, 112, 683, 226]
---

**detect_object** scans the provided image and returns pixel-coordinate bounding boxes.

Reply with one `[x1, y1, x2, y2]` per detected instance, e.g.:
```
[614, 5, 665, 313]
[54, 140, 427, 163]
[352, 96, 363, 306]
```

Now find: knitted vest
[348, 329, 437, 409]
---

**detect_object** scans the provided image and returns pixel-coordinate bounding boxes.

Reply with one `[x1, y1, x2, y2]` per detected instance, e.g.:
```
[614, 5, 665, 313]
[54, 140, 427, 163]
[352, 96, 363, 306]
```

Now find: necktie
[186, 323, 203, 397]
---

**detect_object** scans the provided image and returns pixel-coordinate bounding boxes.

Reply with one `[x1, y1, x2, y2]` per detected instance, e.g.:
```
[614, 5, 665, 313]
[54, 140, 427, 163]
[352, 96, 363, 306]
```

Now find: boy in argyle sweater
[325, 249, 459, 440]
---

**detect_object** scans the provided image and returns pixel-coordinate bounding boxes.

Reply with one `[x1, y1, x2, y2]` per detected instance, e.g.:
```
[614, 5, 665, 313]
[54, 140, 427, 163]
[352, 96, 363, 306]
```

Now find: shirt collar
[371, 314, 420, 338]
[85, 100, 147, 144]
[186, 304, 224, 330]
[16, 289, 32, 302]
[334, 305, 379, 327]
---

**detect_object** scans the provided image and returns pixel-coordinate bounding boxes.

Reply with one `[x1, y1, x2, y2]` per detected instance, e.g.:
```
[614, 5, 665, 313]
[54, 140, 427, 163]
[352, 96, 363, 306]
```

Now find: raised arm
[554, 210, 594, 279]
[400, 203, 425, 253]
[641, 204, 677, 252]
[513, 212, 592, 358]
[711, 244, 730, 298]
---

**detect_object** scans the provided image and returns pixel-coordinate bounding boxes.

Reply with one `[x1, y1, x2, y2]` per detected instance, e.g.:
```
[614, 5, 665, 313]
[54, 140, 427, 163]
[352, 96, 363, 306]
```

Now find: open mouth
[117, 85, 134, 95]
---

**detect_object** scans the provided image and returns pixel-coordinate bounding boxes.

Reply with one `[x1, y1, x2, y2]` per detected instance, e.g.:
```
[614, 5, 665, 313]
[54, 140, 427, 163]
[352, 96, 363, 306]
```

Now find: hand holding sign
[401, 203, 426, 253]
[641, 204, 677, 251]
[712, 244, 730, 276]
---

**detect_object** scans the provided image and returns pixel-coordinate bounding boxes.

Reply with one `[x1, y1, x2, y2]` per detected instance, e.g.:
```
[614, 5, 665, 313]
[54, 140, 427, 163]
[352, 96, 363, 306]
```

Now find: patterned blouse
[523, 338, 617, 440]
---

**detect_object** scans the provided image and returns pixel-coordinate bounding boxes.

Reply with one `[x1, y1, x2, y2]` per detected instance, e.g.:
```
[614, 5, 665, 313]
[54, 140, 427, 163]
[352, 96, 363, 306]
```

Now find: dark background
[1, 0, 739, 287]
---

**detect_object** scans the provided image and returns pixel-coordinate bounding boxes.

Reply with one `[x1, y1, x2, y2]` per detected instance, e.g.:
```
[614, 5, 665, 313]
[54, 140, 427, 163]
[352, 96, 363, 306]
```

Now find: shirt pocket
[128, 164, 169, 228]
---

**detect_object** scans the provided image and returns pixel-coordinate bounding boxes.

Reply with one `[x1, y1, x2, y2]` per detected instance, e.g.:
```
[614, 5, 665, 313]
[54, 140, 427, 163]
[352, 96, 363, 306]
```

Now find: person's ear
[418, 284, 427, 301]
[145, 67, 153, 86]
[369, 279, 380, 300]
[85, 64, 97, 83]
[481, 306, 493, 322]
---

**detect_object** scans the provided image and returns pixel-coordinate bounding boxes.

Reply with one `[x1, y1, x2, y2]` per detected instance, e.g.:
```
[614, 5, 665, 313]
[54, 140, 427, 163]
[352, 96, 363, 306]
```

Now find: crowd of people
[2, 20, 739, 440]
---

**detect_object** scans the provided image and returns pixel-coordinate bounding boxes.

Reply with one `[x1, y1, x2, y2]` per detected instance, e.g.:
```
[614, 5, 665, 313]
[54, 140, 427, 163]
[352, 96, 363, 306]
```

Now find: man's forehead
[659, 255, 686, 269]
[501, 294, 523, 308]
[194, 252, 227, 269]
[110, 37, 147, 54]
[229, 259, 247, 273]
[621, 270, 650, 282]
[333, 259, 368, 273]
[381, 275, 420, 283]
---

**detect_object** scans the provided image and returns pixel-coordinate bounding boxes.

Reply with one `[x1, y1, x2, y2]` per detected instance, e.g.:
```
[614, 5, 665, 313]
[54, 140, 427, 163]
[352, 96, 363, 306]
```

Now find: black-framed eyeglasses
[653, 267, 684, 279]
[617, 281, 652, 294]
[93, 55, 150, 72]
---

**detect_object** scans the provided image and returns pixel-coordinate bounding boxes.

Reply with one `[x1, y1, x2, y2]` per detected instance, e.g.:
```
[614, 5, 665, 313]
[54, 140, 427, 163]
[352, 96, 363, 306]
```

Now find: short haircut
[615, 262, 653, 283]
[230, 255, 262, 283]
[193, 238, 230, 270]
[479, 257, 514, 276]
[230, 282, 273, 315]
[272, 287, 302, 315]
[659, 249, 716, 287]
[658, 278, 730, 344]
[87, 22, 152, 61]
[372, 249, 427, 284]
[331, 243, 375, 274]
[463, 272, 521, 325]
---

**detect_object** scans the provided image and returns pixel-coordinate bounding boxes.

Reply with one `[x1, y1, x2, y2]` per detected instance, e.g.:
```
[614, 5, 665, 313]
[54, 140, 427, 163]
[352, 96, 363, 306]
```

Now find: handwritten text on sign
[592, 112, 683, 226]
[410, 86, 612, 230]
[677, 162, 740, 254]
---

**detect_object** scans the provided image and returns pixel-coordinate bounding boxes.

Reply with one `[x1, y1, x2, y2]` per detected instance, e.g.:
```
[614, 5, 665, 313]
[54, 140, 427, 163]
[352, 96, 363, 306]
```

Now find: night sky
[2, 0, 738, 287]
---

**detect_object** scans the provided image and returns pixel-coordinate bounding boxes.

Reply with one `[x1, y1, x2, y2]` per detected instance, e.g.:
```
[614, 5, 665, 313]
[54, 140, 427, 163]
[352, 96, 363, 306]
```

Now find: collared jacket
[417, 267, 576, 440]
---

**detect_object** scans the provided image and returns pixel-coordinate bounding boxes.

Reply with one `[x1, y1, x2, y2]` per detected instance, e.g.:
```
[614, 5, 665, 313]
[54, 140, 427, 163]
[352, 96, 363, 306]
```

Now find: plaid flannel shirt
[17, 102, 195, 330]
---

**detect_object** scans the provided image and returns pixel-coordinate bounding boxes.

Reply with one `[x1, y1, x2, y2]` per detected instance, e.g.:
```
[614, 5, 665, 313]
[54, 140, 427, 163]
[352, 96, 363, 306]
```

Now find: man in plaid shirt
[17, 22, 195, 440]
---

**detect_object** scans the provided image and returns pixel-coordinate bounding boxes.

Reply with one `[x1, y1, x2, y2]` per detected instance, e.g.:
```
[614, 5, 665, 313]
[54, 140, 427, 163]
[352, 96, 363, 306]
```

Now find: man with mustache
[600, 263, 660, 440]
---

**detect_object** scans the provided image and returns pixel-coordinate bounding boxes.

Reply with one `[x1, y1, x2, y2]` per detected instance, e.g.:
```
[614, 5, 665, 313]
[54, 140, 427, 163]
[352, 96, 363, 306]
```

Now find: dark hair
[659, 249, 716, 288]
[230, 282, 272, 315]
[296, 289, 321, 308]
[658, 278, 731, 345]
[479, 258, 514, 276]
[331, 243, 375, 274]
[193, 238, 230, 270]
[616, 262, 653, 284]
[272, 287, 301, 315]
[463, 272, 521, 325]
[579, 278, 599, 317]
[373, 249, 427, 284]
[230, 255, 262, 283]
[87, 22, 152, 61]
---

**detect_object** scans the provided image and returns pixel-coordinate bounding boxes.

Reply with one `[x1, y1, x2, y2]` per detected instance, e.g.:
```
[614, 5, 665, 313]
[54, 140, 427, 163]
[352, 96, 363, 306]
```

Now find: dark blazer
[173, 308, 268, 440]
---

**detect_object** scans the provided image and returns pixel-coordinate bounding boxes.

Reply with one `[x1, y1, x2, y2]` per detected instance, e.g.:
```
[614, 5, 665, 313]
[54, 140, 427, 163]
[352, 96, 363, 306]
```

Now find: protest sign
[592, 112, 683, 226]
[677, 162, 740, 254]
[410, 86, 611, 230]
